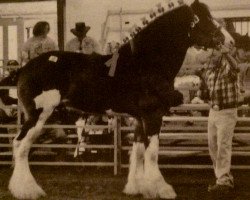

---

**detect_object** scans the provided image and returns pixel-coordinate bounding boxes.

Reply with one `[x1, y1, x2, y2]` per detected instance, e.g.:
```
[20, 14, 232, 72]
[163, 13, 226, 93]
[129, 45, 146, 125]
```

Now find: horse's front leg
[141, 113, 176, 199]
[123, 118, 145, 195]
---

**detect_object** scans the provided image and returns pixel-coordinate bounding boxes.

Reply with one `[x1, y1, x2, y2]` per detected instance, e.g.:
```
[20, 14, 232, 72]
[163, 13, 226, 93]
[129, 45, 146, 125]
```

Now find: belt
[211, 104, 237, 111]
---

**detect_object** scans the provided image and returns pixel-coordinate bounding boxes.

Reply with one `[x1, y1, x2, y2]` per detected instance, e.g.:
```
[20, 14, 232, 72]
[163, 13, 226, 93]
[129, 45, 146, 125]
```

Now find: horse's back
[17, 51, 114, 112]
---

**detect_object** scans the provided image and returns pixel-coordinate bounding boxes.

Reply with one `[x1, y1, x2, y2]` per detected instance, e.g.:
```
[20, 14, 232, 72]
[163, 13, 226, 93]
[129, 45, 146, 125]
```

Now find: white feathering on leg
[123, 142, 145, 195]
[135, 142, 145, 194]
[142, 135, 177, 199]
[123, 143, 139, 195]
[9, 127, 46, 200]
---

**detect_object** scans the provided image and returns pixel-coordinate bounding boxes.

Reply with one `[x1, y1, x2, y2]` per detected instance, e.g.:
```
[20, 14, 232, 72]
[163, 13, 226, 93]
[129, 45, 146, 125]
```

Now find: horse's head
[189, 0, 234, 50]
[230, 32, 250, 61]
[231, 32, 250, 51]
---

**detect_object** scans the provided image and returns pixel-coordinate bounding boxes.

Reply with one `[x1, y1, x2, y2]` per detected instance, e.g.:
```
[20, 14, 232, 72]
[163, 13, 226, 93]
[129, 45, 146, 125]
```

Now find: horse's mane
[118, 2, 192, 51]
[115, 0, 215, 82]
[118, 0, 213, 51]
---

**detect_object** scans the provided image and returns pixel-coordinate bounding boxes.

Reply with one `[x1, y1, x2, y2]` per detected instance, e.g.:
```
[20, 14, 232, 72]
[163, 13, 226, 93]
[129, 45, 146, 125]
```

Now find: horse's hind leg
[123, 118, 145, 195]
[141, 113, 176, 199]
[9, 89, 61, 200]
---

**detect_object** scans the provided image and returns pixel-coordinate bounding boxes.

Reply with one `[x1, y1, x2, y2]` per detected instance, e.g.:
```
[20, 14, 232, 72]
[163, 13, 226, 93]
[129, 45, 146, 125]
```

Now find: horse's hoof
[9, 183, 46, 200]
[123, 182, 139, 196]
[158, 184, 177, 199]
[141, 177, 177, 199]
[141, 179, 158, 199]
[9, 173, 46, 200]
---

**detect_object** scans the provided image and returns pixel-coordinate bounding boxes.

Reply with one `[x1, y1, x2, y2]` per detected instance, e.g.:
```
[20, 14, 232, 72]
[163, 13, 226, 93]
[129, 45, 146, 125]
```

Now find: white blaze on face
[213, 19, 235, 49]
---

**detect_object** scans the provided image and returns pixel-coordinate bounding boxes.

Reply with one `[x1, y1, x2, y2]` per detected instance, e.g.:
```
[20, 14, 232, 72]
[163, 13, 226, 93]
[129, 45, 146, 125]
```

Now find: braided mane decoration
[122, 0, 186, 44]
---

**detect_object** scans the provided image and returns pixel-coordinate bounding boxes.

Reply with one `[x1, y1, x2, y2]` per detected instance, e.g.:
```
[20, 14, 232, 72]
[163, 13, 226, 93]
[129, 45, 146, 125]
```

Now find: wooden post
[57, 0, 66, 50]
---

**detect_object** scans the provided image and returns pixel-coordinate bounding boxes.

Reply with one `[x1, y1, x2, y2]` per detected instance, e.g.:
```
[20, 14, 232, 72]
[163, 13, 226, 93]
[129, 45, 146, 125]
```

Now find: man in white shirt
[65, 22, 99, 54]
[21, 21, 58, 65]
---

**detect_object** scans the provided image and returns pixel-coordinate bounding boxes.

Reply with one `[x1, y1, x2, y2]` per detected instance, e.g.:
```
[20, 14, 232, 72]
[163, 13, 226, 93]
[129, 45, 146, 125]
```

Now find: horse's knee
[146, 135, 159, 155]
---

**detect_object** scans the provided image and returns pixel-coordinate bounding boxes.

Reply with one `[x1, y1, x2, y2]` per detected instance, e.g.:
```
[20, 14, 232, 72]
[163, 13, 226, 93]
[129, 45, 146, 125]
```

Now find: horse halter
[190, 15, 199, 28]
[190, 15, 223, 49]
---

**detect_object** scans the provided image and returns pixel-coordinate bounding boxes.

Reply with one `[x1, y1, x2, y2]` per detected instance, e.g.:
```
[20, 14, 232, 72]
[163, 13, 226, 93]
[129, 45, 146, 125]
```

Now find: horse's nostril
[230, 40, 234, 45]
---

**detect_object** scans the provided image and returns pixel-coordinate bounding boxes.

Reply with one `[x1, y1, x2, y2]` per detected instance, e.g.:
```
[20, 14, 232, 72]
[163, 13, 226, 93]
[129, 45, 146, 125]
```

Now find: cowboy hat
[70, 22, 90, 37]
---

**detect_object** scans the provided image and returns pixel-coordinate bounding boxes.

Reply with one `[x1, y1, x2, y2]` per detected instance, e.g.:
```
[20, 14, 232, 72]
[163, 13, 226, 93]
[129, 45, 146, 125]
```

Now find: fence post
[117, 116, 122, 175]
[114, 116, 122, 175]
[114, 116, 118, 175]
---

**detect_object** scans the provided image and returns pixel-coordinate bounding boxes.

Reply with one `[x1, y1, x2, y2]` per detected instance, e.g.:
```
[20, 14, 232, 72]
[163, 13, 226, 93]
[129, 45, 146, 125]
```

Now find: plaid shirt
[205, 56, 239, 109]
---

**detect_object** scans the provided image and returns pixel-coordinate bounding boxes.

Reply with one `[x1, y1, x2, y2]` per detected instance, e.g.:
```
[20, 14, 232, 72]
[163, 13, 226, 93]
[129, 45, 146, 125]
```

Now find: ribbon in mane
[105, 51, 119, 77]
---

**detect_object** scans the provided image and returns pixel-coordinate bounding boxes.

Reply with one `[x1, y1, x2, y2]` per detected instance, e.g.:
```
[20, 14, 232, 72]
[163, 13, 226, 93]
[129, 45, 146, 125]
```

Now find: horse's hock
[0, 86, 250, 170]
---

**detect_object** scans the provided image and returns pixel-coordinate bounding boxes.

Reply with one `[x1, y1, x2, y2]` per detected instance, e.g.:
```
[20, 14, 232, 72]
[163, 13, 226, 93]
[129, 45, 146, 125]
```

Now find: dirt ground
[0, 166, 250, 200]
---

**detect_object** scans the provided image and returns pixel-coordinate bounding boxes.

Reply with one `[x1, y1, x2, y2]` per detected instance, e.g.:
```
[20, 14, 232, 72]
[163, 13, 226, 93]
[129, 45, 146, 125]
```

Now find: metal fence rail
[0, 85, 250, 173]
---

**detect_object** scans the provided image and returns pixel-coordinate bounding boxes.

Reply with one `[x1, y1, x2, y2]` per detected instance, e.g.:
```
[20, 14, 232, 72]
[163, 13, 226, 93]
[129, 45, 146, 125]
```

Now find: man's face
[198, 48, 222, 66]
[210, 49, 223, 63]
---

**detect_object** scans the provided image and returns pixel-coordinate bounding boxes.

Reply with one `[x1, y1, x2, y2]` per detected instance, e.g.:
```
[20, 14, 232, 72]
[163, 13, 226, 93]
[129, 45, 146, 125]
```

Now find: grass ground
[0, 166, 250, 200]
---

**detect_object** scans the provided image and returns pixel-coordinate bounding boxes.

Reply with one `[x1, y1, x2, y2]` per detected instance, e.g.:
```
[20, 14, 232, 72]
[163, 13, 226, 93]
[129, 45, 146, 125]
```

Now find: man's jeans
[208, 108, 237, 187]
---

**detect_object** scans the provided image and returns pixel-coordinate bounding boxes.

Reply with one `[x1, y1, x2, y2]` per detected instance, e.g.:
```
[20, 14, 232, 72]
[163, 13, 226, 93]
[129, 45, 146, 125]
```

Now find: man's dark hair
[33, 21, 50, 37]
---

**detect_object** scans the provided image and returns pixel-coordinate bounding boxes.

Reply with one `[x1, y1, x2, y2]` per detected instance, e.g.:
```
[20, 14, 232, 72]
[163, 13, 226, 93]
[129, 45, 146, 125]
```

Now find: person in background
[224, 19, 250, 94]
[232, 33, 250, 93]
[0, 60, 19, 105]
[65, 22, 99, 54]
[202, 46, 239, 195]
[21, 21, 57, 65]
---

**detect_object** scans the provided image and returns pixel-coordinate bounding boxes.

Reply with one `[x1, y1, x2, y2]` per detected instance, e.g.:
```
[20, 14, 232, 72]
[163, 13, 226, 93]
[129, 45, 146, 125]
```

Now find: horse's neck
[132, 5, 193, 72]
[134, 35, 190, 79]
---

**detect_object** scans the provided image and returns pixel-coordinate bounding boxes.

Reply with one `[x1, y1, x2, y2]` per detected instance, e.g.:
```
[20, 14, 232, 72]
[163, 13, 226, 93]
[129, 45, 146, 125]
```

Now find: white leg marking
[9, 126, 46, 200]
[34, 89, 61, 110]
[123, 142, 145, 195]
[74, 117, 86, 157]
[9, 90, 61, 200]
[142, 135, 177, 199]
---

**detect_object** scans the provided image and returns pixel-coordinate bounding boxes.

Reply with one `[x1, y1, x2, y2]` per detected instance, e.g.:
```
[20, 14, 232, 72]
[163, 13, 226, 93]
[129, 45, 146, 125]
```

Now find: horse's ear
[192, 0, 199, 6]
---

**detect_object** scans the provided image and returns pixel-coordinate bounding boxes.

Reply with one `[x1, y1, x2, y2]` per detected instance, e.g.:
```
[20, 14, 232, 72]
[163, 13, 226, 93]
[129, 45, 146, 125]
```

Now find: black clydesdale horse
[2, 0, 234, 199]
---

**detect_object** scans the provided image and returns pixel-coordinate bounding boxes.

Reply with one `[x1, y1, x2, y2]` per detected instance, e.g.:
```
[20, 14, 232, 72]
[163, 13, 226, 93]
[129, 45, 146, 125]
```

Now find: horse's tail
[0, 68, 22, 105]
